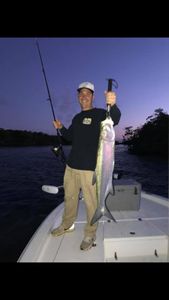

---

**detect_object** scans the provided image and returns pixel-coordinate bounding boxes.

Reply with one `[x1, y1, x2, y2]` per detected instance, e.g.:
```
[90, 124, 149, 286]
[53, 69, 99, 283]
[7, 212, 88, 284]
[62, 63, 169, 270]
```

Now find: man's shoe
[51, 224, 75, 237]
[80, 236, 96, 251]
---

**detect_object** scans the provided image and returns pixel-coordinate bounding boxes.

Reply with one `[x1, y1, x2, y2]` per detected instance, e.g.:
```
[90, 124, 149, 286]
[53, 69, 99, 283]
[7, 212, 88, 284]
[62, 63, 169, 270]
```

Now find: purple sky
[0, 37, 169, 141]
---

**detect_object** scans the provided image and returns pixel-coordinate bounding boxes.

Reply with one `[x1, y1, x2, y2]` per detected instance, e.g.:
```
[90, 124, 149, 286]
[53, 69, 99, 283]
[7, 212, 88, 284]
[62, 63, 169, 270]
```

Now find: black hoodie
[60, 104, 121, 171]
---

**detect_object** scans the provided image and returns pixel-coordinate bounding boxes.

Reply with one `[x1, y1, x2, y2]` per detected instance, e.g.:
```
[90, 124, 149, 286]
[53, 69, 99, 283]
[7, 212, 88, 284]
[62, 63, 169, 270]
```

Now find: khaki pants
[61, 165, 98, 238]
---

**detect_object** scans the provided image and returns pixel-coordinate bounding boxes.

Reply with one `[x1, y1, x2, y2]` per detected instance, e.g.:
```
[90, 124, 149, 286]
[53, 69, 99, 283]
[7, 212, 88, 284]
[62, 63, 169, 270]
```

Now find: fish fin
[105, 192, 117, 223]
[92, 171, 97, 185]
[90, 208, 103, 225]
[105, 208, 116, 223]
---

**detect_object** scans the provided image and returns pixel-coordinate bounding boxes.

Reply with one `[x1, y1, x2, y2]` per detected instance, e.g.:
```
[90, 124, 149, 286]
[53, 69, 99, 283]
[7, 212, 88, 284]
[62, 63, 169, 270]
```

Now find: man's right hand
[53, 119, 63, 129]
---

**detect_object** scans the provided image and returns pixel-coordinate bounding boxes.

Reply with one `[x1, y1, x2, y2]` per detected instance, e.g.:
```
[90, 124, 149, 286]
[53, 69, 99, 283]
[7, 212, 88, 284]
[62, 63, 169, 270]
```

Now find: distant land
[122, 108, 168, 159]
[0, 128, 121, 147]
[1, 107, 168, 160]
[0, 128, 69, 147]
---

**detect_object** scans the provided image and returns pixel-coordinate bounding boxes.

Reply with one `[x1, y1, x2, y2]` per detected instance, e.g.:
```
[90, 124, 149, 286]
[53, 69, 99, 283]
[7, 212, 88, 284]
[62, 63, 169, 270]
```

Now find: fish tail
[105, 208, 116, 222]
[90, 208, 103, 225]
[105, 192, 117, 223]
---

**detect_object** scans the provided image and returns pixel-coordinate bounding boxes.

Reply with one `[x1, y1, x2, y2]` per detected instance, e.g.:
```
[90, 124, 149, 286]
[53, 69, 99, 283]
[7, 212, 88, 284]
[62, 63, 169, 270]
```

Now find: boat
[18, 178, 169, 262]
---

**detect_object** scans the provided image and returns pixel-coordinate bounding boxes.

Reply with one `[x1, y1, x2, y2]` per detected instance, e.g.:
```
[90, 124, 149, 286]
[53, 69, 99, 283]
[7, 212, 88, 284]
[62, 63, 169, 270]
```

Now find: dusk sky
[0, 37, 168, 141]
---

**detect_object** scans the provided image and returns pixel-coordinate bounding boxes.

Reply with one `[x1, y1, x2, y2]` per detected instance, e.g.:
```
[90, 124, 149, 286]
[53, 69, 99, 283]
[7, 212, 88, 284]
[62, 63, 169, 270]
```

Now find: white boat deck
[18, 191, 169, 262]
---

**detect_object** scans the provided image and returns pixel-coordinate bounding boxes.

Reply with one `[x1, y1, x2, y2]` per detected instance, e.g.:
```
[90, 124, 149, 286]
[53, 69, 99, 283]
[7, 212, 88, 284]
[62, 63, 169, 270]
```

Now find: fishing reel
[51, 145, 66, 163]
[52, 145, 62, 156]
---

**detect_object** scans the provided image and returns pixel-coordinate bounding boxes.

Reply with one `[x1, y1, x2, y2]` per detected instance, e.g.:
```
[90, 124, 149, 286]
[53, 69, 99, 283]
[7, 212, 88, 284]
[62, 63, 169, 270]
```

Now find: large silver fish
[90, 114, 116, 225]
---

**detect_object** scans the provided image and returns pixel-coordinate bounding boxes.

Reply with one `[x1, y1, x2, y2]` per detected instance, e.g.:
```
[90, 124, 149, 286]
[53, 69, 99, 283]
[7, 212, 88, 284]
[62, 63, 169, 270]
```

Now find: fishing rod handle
[107, 79, 113, 92]
[107, 78, 118, 113]
[107, 78, 118, 91]
[107, 79, 113, 114]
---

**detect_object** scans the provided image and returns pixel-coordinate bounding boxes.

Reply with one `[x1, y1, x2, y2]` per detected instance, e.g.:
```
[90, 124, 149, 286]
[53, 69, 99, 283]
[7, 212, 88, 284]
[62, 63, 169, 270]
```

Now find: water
[115, 145, 168, 198]
[0, 145, 168, 262]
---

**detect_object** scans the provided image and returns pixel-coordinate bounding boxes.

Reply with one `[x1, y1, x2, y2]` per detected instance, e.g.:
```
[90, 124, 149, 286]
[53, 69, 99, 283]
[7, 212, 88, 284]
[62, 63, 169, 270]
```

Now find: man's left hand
[104, 91, 116, 106]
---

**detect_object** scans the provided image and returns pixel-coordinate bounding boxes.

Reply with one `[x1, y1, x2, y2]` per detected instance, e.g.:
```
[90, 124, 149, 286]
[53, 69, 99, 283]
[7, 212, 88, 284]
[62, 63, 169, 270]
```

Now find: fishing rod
[36, 39, 66, 163]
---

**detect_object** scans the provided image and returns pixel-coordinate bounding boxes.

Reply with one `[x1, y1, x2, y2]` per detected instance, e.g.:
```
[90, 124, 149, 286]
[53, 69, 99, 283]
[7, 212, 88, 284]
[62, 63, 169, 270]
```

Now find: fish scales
[90, 116, 116, 225]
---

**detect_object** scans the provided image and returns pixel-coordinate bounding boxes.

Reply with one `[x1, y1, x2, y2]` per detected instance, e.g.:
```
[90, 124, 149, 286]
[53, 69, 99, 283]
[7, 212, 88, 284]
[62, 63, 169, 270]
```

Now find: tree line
[0, 128, 120, 147]
[0, 129, 71, 147]
[1, 108, 168, 158]
[123, 108, 169, 158]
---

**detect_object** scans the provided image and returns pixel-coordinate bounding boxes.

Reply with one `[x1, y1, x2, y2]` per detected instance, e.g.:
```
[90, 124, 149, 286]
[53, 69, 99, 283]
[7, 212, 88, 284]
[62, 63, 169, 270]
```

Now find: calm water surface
[0, 145, 168, 262]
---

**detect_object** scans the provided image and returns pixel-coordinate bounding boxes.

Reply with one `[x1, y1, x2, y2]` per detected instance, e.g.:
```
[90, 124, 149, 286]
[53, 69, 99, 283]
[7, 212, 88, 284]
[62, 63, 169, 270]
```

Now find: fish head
[100, 118, 115, 142]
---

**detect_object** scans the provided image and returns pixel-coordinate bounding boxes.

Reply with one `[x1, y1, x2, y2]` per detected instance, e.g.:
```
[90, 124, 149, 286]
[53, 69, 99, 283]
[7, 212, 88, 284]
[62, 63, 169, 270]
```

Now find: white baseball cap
[77, 82, 94, 93]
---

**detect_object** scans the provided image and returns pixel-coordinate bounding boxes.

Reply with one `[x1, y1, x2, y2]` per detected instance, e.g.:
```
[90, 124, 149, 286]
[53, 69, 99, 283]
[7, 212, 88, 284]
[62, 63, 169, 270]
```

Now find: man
[51, 81, 121, 251]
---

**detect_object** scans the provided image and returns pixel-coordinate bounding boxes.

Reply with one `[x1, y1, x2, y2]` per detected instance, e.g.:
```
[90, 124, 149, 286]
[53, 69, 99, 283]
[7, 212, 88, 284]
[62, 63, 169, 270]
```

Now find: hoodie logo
[83, 118, 92, 125]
